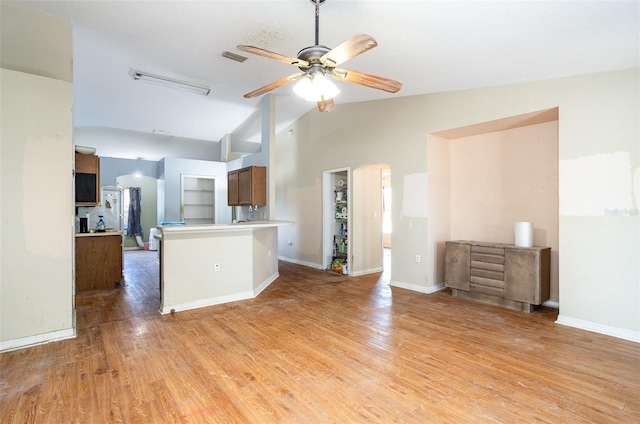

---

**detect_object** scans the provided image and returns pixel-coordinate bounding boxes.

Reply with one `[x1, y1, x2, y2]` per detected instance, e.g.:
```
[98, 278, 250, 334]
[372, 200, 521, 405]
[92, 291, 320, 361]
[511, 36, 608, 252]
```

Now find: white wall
[275, 69, 639, 341]
[0, 5, 74, 351]
[1, 70, 74, 348]
[158, 157, 229, 224]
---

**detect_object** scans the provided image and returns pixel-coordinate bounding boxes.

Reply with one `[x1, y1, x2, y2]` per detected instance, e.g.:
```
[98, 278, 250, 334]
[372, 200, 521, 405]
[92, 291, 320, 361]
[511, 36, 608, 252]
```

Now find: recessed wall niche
[427, 108, 559, 303]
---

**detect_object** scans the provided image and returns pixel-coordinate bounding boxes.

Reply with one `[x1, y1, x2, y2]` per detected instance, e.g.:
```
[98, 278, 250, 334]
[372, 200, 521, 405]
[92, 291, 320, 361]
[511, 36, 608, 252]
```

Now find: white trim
[161, 291, 254, 314]
[349, 267, 383, 277]
[0, 328, 75, 352]
[389, 280, 446, 294]
[556, 315, 640, 343]
[542, 299, 559, 309]
[253, 272, 279, 297]
[278, 256, 324, 270]
[160, 272, 281, 315]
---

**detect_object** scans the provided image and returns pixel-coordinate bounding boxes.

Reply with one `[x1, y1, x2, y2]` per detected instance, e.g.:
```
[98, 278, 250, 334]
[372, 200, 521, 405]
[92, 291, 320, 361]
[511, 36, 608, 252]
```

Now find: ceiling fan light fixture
[293, 72, 339, 102]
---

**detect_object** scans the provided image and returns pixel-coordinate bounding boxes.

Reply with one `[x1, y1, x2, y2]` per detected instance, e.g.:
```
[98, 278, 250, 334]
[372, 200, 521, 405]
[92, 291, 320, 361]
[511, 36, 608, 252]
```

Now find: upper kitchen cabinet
[228, 166, 266, 206]
[75, 152, 100, 206]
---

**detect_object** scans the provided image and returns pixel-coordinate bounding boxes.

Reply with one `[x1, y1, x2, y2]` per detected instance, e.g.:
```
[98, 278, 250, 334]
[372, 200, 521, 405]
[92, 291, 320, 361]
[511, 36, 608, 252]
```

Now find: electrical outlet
[415, 255, 421, 263]
[214, 263, 220, 272]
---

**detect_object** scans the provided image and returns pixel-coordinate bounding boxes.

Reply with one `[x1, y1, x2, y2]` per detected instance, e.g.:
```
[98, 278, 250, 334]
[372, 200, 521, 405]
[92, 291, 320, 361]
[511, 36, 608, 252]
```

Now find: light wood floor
[1, 250, 639, 423]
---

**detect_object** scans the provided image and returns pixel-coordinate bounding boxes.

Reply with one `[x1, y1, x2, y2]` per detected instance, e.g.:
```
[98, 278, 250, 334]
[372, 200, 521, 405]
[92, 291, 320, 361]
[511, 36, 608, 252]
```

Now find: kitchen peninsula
[157, 221, 293, 314]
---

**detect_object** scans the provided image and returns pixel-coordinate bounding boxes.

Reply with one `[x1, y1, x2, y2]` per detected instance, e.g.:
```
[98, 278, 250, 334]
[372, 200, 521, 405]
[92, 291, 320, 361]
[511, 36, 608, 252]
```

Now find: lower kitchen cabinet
[76, 233, 123, 292]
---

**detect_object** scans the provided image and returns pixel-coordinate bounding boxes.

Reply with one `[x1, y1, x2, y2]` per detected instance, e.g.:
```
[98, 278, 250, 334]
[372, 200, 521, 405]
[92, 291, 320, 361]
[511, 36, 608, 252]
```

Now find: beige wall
[351, 164, 385, 275]
[275, 69, 639, 340]
[426, 135, 452, 288]
[1, 4, 73, 82]
[160, 227, 279, 314]
[448, 121, 559, 300]
[1, 5, 74, 350]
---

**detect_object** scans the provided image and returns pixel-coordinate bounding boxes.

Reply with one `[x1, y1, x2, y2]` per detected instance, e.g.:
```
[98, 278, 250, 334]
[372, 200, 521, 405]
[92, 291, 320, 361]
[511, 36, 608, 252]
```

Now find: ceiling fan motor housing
[297, 45, 332, 73]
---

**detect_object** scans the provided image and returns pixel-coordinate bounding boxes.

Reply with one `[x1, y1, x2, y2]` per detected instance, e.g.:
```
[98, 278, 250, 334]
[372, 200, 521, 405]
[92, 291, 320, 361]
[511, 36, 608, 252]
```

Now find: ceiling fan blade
[317, 98, 335, 112]
[243, 73, 303, 98]
[236, 45, 309, 68]
[332, 68, 402, 93]
[321, 34, 378, 67]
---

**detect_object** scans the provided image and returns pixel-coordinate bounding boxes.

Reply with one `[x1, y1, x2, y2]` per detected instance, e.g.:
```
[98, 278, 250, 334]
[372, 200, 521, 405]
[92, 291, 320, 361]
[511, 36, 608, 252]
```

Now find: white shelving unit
[181, 175, 215, 225]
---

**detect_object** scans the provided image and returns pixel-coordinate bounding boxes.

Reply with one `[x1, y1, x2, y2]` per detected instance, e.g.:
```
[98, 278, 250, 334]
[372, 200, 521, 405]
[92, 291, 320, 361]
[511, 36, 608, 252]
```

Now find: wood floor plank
[1, 251, 639, 423]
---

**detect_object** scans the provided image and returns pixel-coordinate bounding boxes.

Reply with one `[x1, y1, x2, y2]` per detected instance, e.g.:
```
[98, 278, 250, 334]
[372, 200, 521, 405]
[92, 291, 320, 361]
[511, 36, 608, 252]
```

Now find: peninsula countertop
[157, 220, 294, 235]
[157, 220, 293, 314]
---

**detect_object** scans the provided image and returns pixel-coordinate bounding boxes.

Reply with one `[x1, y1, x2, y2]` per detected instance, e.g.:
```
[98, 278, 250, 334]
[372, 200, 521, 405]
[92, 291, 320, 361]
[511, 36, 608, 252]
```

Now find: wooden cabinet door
[445, 242, 471, 290]
[228, 166, 266, 206]
[76, 235, 123, 292]
[75, 152, 99, 174]
[227, 170, 239, 206]
[238, 167, 253, 205]
[504, 248, 550, 304]
[252, 166, 267, 206]
[75, 153, 100, 205]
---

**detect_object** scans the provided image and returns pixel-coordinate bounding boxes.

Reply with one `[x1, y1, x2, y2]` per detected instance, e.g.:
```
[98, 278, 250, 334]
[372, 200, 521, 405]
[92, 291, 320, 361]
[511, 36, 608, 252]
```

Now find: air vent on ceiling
[222, 51, 248, 63]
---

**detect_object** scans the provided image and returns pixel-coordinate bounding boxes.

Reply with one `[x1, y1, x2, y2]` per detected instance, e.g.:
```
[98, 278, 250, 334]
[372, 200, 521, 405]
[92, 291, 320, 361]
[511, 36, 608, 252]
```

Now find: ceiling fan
[237, 0, 402, 112]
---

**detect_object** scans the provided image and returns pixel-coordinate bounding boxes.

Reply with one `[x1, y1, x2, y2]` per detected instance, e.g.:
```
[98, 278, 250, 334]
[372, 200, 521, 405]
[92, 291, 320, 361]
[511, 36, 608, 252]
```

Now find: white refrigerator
[101, 186, 125, 270]
[101, 186, 124, 232]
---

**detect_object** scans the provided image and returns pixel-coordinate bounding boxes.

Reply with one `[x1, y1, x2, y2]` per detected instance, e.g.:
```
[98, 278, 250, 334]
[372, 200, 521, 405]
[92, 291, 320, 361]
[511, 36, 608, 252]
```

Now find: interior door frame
[322, 167, 350, 271]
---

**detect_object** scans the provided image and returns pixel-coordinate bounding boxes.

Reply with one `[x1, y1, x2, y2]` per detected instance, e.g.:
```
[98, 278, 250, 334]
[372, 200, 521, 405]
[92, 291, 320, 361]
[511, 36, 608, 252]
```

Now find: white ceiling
[10, 0, 640, 160]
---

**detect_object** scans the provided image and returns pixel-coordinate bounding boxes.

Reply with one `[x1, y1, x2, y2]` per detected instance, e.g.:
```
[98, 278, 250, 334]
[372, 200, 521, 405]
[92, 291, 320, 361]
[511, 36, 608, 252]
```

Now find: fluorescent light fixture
[130, 69, 211, 96]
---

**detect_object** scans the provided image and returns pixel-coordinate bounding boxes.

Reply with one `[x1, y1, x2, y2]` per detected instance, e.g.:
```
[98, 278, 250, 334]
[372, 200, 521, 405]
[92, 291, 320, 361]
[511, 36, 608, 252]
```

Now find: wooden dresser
[445, 240, 550, 312]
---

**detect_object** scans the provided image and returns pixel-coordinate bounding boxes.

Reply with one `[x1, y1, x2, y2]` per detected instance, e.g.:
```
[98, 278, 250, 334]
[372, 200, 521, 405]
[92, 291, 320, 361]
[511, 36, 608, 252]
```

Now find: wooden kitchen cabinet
[444, 240, 550, 312]
[75, 152, 100, 205]
[75, 233, 123, 292]
[227, 169, 239, 205]
[227, 166, 266, 206]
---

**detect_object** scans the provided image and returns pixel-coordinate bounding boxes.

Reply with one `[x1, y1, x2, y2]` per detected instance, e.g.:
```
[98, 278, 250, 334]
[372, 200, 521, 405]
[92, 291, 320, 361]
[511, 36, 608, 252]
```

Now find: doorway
[322, 168, 350, 274]
[323, 164, 390, 277]
[117, 174, 158, 249]
[382, 168, 392, 279]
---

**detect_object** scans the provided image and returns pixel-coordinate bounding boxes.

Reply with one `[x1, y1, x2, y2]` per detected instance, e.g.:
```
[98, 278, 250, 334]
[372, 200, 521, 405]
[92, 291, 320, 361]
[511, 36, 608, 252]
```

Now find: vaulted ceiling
[9, 0, 639, 160]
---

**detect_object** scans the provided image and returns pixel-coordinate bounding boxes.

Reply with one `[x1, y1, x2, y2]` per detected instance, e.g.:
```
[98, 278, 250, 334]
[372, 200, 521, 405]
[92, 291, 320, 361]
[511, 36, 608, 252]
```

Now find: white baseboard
[542, 299, 560, 309]
[349, 267, 383, 277]
[161, 291, 255, 314]
[278, 256, 324, 270]
[254, 272, 279, 297]
[0, 327, 75, 352]
[556, 315, 640, 343]
[160, 272, 281, 315]
[389, 280, 446, 294]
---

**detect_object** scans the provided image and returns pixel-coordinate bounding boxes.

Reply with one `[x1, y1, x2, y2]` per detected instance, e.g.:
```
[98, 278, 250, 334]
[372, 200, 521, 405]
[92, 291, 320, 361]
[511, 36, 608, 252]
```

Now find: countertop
[75, 231, 123, 238]
[158, 220, 294, 235]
